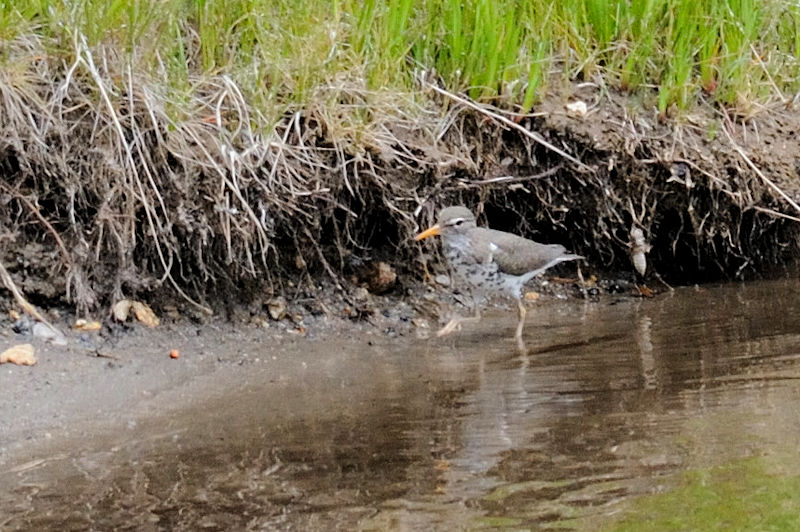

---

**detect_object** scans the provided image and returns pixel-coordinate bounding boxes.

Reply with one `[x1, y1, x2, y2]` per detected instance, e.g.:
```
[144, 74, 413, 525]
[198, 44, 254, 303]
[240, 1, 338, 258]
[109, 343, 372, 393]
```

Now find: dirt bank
[3, 72, 800, 317]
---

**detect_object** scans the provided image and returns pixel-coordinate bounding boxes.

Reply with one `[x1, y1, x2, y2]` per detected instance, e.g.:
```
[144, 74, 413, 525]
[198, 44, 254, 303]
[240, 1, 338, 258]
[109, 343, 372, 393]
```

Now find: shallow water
[4, 279, 800, 530]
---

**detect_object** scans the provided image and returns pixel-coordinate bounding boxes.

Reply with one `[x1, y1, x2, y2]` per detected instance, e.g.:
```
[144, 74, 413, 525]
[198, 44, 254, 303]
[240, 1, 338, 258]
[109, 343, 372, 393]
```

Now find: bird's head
[415, 206, 477, 241]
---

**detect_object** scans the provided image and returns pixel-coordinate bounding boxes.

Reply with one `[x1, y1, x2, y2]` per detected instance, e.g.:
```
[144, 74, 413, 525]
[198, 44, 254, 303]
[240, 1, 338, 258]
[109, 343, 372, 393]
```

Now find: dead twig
[723, 125, 800, 217]
[426, 82, 593, 173]
[750, 206, 800, 223]
[465, 166, 562, 186]
[0, 183, 72, 267]
[0, 260, 60, 331]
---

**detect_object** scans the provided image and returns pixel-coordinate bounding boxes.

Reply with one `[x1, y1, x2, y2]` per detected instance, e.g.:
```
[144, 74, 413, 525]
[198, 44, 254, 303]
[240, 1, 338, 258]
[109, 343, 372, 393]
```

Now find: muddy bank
[3, 70, 800, 313]
[0, 271, 609, 467]
[4, 279, 800, 530]
[0, 311, 401, 459]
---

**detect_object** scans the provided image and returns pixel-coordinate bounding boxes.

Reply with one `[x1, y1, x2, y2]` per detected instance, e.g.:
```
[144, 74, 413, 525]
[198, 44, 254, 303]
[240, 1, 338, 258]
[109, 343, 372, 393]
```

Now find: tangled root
[1, 41, 798, 311]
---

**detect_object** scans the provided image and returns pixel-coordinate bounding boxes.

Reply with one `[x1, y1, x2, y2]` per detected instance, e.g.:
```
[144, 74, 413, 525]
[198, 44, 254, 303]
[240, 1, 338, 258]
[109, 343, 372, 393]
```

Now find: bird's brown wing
[473, 228, 572, 276]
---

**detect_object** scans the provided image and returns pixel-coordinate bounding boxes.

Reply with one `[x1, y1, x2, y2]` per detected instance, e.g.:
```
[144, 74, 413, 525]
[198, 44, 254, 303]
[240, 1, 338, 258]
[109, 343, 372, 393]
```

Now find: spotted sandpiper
[415, 205, 582, 351]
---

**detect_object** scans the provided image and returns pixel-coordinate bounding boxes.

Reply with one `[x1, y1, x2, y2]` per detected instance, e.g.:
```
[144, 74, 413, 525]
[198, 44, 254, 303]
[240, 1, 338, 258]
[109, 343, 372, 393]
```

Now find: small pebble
[267, 297, 287, 320]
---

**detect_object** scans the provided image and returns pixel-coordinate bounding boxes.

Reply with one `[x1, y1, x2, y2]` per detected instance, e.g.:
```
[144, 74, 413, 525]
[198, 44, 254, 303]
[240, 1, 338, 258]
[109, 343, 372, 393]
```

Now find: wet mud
[3, 279, 800, 530]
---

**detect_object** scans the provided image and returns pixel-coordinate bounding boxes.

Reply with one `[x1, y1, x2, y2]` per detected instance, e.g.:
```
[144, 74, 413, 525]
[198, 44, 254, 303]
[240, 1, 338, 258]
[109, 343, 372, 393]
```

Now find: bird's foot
[436, 314, 481, 337]
[436, 318, 464, 337]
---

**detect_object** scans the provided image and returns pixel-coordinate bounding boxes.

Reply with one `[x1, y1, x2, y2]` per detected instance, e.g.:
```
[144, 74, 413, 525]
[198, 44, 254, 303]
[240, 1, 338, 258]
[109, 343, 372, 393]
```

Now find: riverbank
[0, 278, 591, 461]
[3, 1, 800, 316]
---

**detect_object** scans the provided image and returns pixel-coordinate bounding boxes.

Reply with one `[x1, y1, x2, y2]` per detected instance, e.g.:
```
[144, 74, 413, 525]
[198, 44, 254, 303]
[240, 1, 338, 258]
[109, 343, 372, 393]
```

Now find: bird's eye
[454, 219, 463, 226]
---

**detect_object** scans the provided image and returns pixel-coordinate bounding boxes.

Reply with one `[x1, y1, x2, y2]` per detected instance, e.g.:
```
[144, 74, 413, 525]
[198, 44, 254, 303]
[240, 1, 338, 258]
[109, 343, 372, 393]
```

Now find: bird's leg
[515, 298, 526, 340]
[515, 298, 528, 355]
[576, 263, 587, 299]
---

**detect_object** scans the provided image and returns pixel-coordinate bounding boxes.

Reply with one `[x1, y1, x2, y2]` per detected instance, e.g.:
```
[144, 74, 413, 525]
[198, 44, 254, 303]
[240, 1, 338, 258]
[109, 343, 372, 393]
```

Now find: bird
[415, 205, 582, 352]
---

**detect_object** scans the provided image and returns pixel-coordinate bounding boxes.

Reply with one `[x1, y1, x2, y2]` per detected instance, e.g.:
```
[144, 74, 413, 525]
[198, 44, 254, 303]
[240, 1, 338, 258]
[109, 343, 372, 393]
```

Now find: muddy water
[4, 279, 800, 531]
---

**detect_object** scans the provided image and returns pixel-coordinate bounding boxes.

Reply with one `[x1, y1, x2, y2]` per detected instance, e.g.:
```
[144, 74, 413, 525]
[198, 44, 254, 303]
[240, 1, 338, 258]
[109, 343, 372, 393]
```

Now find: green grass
[2, 0, 800, 115]
[599, 457, 800, 532]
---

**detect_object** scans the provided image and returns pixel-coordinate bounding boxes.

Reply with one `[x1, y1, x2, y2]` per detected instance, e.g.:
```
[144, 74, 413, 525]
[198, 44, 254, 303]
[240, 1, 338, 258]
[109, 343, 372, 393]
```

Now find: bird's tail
[519, 254, 583, 284]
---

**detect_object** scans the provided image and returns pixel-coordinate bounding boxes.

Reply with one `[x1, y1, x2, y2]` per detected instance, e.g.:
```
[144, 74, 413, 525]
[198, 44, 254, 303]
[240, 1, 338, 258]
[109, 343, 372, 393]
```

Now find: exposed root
[1, 33, 800, 313]
[0, 182, 72, 267]
[723, 118, 800, 217]
[0, 260, 57, 331]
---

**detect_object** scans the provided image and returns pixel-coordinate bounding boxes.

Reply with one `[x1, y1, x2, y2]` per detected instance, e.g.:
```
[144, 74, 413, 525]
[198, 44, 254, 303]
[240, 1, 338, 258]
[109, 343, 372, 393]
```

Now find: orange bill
[414, 224, 441, 241]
